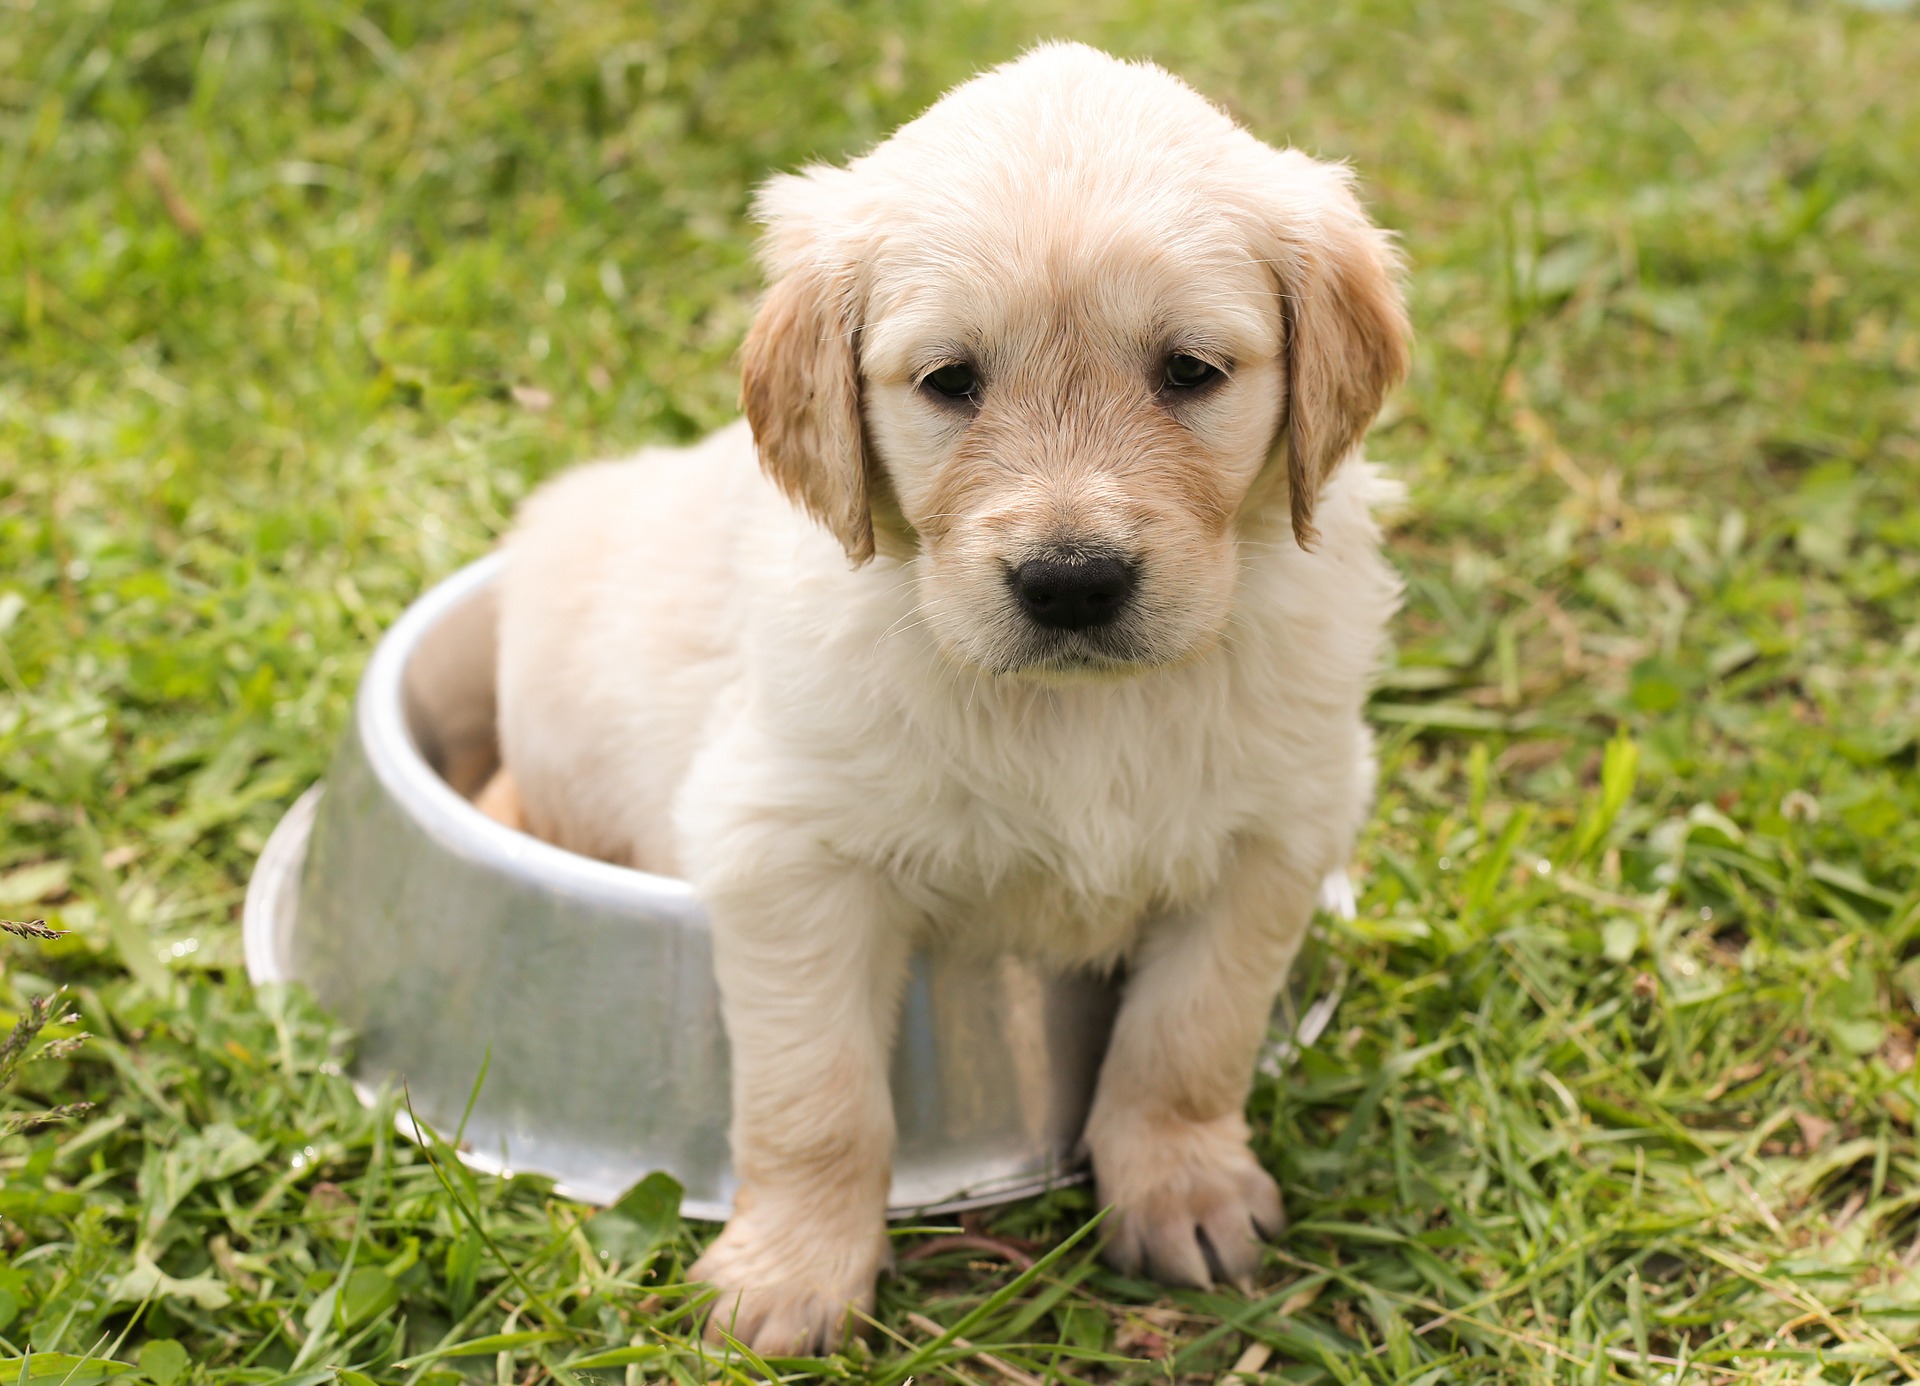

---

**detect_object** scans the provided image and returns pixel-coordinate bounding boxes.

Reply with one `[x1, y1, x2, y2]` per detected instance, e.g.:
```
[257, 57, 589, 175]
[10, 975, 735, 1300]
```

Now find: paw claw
[689, 1204, 885, 1357]
[1091, 1114, 1284, 1292]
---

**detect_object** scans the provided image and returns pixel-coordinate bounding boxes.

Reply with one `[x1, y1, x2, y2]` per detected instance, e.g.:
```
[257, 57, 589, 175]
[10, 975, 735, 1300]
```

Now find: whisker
[872, 601, 941, 652]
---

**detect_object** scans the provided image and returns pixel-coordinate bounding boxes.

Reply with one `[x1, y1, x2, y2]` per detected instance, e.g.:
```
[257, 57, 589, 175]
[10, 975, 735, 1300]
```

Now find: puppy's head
[742, 43, 1408, 677]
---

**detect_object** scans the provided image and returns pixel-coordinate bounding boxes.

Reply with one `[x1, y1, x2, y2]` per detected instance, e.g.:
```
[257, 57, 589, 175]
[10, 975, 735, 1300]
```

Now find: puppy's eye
[1163, 353, 1223, 390]
[922, 362, 979, 399]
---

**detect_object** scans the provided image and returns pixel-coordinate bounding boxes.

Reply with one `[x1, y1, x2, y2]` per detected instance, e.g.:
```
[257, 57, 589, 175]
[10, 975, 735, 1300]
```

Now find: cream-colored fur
[490, 43, 1409, 1355]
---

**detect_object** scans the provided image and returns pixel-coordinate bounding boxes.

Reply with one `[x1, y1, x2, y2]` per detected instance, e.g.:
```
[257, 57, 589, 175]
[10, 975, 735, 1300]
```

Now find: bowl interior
[399, 575, 502, 802]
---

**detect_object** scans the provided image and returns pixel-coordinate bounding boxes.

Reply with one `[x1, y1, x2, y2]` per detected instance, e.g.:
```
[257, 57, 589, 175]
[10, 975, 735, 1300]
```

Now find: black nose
[1009, 552, 1137, 631]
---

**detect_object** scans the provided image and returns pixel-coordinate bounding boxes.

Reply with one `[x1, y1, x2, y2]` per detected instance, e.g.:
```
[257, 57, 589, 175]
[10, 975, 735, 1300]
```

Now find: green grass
[4, 0, 1920, 1379]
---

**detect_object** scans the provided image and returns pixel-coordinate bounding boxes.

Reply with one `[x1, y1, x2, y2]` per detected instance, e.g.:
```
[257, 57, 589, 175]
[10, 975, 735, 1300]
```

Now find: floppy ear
[739, 211, 874, 564]
[1268, 155, 1411, 548]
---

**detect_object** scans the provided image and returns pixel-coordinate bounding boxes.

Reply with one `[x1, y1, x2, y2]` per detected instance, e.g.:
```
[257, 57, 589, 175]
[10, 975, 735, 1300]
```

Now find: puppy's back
[493, 422, 760, 873]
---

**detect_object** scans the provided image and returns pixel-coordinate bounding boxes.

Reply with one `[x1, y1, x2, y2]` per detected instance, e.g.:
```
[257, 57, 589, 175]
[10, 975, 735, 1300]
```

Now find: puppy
[488, 42, 1408, 1354]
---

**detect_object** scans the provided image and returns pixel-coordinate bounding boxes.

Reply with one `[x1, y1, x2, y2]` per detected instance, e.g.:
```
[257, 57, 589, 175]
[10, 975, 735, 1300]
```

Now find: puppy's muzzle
[1008, 550, 1138, 632]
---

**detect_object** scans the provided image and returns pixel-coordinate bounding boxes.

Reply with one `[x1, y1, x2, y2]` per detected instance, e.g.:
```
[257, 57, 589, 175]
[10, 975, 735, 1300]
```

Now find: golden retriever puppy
[489, 41, 1408, 1354]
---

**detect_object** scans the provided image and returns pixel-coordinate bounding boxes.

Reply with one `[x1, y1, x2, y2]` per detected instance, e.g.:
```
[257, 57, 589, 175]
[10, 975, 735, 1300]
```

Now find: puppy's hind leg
[472, 768, 525, 831]
[1084, 843, 1319, 1291]
[688, 835, 913, 1356]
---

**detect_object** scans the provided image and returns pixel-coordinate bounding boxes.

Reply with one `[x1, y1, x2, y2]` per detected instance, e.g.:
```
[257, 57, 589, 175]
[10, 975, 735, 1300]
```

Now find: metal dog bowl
[244, 554, 1344, 1219]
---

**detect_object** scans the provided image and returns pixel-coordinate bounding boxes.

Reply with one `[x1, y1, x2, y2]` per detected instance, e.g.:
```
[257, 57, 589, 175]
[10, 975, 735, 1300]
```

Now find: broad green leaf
[583, 1170, 683, 1266]
[137, 1340, 189, 1386]
[108, 1255, 233, 1311]
[139, 1123, 270, 1242]
[336, 1265, 400, 1328]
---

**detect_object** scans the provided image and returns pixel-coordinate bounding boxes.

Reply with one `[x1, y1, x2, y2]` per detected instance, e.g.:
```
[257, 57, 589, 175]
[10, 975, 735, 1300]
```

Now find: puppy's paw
[690, 1201, 888, 1357]
[1089, 1112, 1284, 1290]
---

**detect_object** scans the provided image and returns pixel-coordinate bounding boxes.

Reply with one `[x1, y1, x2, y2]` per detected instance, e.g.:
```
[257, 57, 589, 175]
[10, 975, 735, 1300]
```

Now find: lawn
[4, 0, 1920, 1380]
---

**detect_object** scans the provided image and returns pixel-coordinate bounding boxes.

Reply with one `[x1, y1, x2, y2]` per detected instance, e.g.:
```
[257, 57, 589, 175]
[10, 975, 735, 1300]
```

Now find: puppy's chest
[851, 705, 1254, 962]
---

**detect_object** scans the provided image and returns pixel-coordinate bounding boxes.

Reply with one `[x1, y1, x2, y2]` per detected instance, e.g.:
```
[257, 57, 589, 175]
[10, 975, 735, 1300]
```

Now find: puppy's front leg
[1085, 842, 1317, 1289]
[688, 845, 911, 1356]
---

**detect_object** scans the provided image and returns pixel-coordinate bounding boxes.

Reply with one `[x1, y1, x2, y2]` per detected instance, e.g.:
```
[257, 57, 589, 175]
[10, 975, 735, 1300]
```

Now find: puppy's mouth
[990, 624, 1167, 679]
